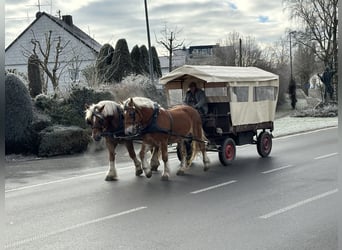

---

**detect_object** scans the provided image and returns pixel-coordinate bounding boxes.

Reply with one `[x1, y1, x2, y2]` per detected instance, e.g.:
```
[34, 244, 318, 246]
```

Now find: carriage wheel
[218, 137, 236, 166]
[257, 131, 272, 158]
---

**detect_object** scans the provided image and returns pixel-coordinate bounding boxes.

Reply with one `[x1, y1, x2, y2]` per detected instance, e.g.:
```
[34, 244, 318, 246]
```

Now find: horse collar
[152, 103, 160, 119]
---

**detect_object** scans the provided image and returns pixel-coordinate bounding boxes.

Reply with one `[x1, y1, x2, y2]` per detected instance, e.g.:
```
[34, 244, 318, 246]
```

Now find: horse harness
[90, 106, 126, 139]
[127, 102, 173, 135]
[127, 102, 206, 143]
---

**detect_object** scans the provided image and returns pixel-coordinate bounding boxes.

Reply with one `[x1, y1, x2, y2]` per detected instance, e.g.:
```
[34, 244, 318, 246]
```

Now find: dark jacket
[183, 88, 208, 115]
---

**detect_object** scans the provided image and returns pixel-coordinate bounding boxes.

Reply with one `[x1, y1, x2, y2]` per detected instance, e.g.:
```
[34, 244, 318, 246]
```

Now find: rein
[91, 106, 126, 139]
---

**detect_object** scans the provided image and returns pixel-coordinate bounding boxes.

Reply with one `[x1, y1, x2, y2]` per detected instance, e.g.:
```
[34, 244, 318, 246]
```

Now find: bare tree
[293, 43, 317, 94]
[212, 44, 236, 66]
[156, 23, 184, 72]
[22, 30, 70, 95]
[217, 32, 263, 67]
[284, 0, 338, 100]
[284, 0, 338, 68]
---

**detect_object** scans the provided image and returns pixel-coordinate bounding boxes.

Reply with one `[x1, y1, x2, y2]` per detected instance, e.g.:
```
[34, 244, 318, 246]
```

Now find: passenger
[183, 82, 208, 115]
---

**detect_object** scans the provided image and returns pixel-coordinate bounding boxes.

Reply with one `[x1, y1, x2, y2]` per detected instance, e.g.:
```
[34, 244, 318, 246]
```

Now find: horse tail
[186, 140, 197, 166]
[201, 128, 208, 143]
[186, 127, 207, 166]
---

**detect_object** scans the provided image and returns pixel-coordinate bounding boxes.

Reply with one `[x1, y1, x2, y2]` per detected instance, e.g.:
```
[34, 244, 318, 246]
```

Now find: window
[254, 86, 278, 101]
[231, 86, 249, 102]
[205, 87, 227, 97]
[168, 89, 183, 106]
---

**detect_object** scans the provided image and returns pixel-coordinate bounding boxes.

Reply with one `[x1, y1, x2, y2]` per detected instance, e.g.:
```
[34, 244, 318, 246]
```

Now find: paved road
[5, 127, 338, 249]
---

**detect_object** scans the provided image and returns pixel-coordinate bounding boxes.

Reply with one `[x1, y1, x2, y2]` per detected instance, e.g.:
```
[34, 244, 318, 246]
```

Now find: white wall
[5, 15, 98, 93]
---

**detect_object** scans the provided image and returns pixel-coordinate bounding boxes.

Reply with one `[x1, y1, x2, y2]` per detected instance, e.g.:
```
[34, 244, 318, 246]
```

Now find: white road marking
[190, 180, 237, 194]
[259, 189, 338, 219]
[5, 166, 132, 193]
[314, 152, 338, 160]
[261, 165, 294, 174]
[5, 206, 147, 249]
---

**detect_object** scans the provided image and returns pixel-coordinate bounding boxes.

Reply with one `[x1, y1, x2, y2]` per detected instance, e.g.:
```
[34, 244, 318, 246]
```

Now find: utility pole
[239, 38, 242, 67]
[289, 31, 296, 80]
[144, 0, 154, 84]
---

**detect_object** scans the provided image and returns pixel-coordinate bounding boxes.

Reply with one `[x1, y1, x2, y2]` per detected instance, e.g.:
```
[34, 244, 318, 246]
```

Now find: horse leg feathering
[200, 129, 210, 171]
[176, 141, 188, 176]
[160, 142, 171, 181]
[105, 140, 118, 181]
[140, 143, 152, 178]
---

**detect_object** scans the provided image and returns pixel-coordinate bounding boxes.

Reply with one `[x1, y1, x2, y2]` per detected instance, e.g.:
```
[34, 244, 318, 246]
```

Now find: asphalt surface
[5, 127, 339, 250]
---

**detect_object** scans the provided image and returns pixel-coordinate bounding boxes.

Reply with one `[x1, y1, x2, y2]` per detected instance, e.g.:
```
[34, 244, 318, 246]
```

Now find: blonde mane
[85, 100, 120, 120]
[125, 97, 158, 109]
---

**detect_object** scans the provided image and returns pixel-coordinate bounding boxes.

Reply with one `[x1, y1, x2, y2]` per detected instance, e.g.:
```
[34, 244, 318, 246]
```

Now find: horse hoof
[146, 172, 152, 178]
[176, 170, 185, 176]
[161, 175, 169, 181]
[136, 169, 143, 176]
[105, 176, 118, 181]
[204, 166, 210, 172]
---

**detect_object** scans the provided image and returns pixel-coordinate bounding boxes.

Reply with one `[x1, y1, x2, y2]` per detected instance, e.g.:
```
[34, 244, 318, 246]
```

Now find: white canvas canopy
[160, 65, 279, 127]
[159, 65, 279, 85]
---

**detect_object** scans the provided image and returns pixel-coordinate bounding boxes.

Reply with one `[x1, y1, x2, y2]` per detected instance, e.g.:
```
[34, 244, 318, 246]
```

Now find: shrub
[34, 86, 115, 128]
[38, 125, 90, 157]
[5, 74, 34, 154]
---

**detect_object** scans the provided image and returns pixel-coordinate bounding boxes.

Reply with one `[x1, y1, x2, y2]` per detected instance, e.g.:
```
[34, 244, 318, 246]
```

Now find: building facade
[159, 44, 234, 76]
[5, 12, 102, 93]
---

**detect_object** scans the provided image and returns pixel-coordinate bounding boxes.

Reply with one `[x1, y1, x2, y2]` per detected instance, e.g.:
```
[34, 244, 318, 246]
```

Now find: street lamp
[144, 0, 154, 84]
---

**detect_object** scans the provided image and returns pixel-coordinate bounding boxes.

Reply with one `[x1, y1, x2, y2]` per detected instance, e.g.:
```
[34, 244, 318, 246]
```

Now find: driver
[183, 82, 208, 115]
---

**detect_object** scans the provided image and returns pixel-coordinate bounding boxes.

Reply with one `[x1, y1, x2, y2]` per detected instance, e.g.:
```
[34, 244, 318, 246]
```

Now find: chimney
[62, 15, 73, 26]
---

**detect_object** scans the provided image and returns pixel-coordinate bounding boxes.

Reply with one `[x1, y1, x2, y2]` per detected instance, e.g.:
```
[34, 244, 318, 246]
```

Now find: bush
[34, 86, 115, 128]
[38, 125, 90, 157]
[108, 75, 167, 107]
[5, 74, 34, 154]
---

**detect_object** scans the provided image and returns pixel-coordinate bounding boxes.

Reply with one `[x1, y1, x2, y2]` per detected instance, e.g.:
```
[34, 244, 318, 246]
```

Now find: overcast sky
[5, 0, 294, 55]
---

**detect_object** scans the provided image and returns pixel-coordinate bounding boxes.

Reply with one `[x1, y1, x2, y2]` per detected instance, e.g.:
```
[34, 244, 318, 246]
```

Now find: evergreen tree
[131, 45, 143, 75]
[95, 43, 114, 83]
[139, 45, 150, 75]
[151, 46, 162, 78]
[28, 54, 43, 97]
[111, 38, 133, 82]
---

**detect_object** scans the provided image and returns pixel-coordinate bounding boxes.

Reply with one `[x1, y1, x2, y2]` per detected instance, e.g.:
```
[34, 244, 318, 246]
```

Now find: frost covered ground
[273, 115, 338, 137]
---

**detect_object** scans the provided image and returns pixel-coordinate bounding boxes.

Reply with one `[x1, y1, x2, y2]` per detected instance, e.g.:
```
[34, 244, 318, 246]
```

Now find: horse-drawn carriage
[85, 65, 279, 181]
[159, 65, 279, 166]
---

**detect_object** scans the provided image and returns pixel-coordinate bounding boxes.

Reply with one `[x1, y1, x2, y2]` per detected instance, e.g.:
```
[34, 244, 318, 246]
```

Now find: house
[5, 11, 102, 93]
[159, 44, 235, 76]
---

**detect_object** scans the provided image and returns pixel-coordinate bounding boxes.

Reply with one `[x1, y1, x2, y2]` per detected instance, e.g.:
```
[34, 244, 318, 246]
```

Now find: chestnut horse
[85, 100, 160, 181]
[123, 97, 210, 181]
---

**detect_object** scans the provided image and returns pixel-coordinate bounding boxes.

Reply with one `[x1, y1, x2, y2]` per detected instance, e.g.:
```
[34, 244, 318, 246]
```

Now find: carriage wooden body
[160, 65, 279, 165]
